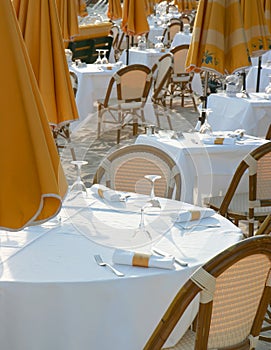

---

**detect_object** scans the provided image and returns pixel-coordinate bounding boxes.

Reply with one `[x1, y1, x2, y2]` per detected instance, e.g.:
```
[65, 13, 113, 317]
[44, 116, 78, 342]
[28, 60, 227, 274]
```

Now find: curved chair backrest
[144, 235, 271, 350]
[219, 141, 271, 236]
[170, 44, 190, 75]
[166, 22, 182, 45]
[69, 71, 78, 97]
[151, 53, 173, 103]
[93, 144, 181, 200]
[266, 124, 271, 140]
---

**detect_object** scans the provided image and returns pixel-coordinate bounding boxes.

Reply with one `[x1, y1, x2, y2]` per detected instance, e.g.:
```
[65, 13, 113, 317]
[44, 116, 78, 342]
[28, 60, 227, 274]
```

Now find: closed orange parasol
[186, 0, 251, 76]
[122, 0, 150, 36]
[76, 0, 88, 17]
[0, 0, 67, 230]
[55, 0, 79, 43]
[174, 0, 197, 12]
[13, 0, 79, 127]
[108, 0, 122, 20]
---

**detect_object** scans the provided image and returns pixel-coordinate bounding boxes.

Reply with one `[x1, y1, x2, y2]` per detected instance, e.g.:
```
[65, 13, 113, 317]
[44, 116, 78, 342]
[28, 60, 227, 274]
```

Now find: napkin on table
[113, 249, 175, 269]
[91, 184, 123, 202]
[175, 208, 215, 223]
[202, 136, 235, 145]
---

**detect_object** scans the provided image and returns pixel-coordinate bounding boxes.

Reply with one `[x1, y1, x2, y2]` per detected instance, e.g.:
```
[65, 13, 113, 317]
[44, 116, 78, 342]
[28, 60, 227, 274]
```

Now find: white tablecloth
[0, 191, 243, 350]
[69, 63, 156, 129]
[119, 47, 170, 68]
[119, 48, 203, 96]
[207, 92, 271, 137]
[246, 64, 271, 92]
[136, 133, 267, 205]
[170, 32, 192, 48]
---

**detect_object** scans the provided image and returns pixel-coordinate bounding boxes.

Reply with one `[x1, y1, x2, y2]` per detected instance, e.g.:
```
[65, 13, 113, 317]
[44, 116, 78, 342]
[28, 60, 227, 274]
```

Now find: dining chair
[266, 124, 271, 140]
[151, 52, 174, 129]
[92, 144, 181, 200]
[97, 64, 153, 143]
[163, 22, 182, 48]
[144, 235, 271, 350]
[204, 142, 271, 237]
[109, 24, 120, 61]
[51, 71, 78, 161]
[169, 45, 198, 111]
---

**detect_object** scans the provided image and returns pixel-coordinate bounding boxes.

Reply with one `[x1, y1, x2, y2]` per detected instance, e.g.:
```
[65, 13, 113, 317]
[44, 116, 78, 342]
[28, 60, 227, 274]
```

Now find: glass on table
[94, 49, 103, 64]
[101, 49, 109, 64]
[199, 108, 213, 135]
[68, 160, 88, 199]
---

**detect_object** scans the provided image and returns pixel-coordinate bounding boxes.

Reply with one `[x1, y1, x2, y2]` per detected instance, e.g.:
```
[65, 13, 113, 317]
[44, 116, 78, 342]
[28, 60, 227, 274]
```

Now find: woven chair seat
[164, 329, 195, 349]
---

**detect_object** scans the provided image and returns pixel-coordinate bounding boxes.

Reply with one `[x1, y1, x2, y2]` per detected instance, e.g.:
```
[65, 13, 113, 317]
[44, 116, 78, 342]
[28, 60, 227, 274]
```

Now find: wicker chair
[151, 53, 174, 129]
[169, 45, 197, 111]
[266, 124, 271, 140]
[163, 23, 182, 48]
[97, 64, 153, 143]
[144, 235, 271, 350]
[92, 144, 181, 200]
[204, 142, 271, 237]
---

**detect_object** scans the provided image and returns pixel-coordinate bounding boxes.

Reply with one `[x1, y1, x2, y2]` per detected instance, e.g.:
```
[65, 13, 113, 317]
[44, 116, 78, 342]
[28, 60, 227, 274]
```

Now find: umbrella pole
[200, 71, 209, 125]
[126, 35, 129, 65]
[256, 55, 262, 92]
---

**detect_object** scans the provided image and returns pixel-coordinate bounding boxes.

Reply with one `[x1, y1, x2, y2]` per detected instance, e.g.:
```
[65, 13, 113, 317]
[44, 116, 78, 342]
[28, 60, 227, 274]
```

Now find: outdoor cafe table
[246, 64, 271, 92]
[207, 92, 271, 138]
[136, 133, 268, 205]
[0, 190, 243, 350]
[119, 47, 203, 96]
[170, 31, 192, 48]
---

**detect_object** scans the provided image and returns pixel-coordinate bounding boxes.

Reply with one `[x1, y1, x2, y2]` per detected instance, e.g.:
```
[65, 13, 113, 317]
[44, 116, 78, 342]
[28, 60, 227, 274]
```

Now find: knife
[151, 248, 188, 267]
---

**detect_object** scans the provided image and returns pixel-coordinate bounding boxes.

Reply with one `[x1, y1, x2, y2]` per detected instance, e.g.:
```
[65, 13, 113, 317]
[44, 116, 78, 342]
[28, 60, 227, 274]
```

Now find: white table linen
[246, 64, 271, 92]
[0, 191, 243, 350]
[69, 63, 156, 129]
[136, 133, 268, 205]
[207, 92, 271, 137]
[170, 32, 192, 48]
[119, 47, 170, 68]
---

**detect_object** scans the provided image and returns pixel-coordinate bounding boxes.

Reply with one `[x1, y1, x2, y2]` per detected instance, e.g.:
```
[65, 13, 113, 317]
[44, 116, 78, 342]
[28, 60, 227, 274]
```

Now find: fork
[94, 254, 124, 277]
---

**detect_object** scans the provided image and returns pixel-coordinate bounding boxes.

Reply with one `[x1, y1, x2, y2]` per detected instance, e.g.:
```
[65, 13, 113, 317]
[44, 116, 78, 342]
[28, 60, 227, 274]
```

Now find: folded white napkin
[202, 136, 235, 145]
[112, 249, 175, 269]
[91, 184, 123, 202]
[175, 208, 215, 223]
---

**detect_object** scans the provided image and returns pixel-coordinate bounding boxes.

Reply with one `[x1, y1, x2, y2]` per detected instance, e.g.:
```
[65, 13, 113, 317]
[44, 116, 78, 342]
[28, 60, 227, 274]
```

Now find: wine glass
[154, 36, 165, 51]
[199, 108, 213, 135]
[69, 160, 88, 198]
[144, 174, 161, 200]
[101, 49, 109, 64]
[94, 49, 102, 64]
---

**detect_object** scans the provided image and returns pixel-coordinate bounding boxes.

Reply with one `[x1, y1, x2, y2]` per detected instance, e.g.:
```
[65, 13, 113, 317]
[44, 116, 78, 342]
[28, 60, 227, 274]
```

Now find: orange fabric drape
[13, 0, 79, 126]
[122, 0, 150, 36]
[0, 0, 67, 230]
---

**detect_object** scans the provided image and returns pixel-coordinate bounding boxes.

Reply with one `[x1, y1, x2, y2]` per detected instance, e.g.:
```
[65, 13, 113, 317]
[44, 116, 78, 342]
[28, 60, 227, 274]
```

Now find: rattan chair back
[97, 64, 153, 143]
[169, 44, 197, 110]
[93, 144, 181, 200]
[205, 142, 271, 237]
[144, 235, 271, 350]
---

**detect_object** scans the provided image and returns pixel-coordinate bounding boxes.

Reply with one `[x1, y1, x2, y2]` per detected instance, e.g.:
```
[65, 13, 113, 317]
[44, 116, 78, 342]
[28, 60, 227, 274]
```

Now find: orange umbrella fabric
[55, 0, 79, 42]
[240, 0, 271, 57]
[174, 0, 197, 12]
[264, 0, 271, 35]
[186, 0, 251, 76]
[0, 0, 67, 230]
[107, 0, 122, 20]
[13, 0, 79, 126]
[76, 0, 88, 17]
[122, 0, 150, 36]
